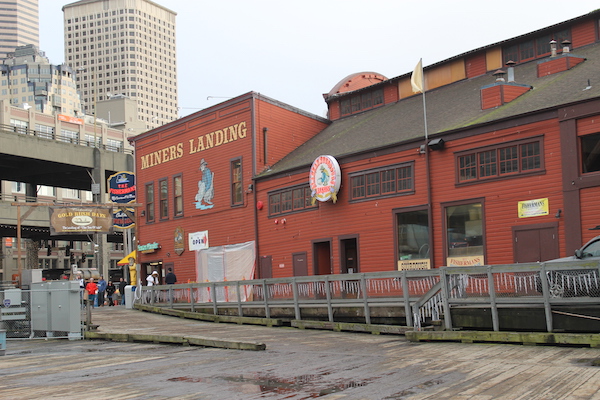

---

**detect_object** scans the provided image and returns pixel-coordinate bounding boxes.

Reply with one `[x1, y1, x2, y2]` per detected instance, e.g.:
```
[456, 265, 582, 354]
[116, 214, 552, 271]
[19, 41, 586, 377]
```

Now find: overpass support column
[92, 148, 109, 279]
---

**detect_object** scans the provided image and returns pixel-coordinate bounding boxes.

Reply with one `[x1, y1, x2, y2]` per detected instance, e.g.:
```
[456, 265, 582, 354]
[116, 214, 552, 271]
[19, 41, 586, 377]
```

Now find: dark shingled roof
[260, 42, 600, 178]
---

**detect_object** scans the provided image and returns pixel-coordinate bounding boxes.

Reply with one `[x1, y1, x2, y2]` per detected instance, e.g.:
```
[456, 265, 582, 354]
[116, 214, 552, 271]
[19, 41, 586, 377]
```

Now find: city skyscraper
[0, 0, 39, 59]
[63, 0, 178, 130]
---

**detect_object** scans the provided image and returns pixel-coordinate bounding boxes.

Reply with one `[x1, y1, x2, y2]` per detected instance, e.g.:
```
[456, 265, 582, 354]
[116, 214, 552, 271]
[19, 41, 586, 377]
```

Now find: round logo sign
[309, 155, 341, 203]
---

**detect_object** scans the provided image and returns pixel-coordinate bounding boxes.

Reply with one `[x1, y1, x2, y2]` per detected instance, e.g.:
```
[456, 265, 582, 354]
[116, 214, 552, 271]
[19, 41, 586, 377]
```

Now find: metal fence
[0, 285, 84, 340]
[136, 260, 600, 332]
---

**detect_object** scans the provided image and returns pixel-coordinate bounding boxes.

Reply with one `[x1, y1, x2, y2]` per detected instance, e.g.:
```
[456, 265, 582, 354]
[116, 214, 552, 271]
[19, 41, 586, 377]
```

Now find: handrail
[0, 124, 133, 155]
[136, 260, 600, 332]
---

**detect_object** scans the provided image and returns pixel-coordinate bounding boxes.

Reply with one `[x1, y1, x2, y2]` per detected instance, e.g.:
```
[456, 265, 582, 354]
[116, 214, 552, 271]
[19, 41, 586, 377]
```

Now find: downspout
[251, 94, 260, 279]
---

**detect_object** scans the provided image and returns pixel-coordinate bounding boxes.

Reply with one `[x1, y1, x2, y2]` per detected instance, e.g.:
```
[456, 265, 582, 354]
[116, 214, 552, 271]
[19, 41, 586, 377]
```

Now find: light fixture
[555, 209, 562, 218]
[428, 138, 445, 151]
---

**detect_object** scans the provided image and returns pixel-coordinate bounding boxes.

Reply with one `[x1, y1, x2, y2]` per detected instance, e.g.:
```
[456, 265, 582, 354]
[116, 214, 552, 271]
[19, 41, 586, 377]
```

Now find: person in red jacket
[85, 278, 98, 307]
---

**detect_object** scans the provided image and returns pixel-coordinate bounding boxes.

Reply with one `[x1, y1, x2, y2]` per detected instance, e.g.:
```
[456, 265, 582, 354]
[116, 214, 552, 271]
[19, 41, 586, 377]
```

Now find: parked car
[538, 236, 600, 297]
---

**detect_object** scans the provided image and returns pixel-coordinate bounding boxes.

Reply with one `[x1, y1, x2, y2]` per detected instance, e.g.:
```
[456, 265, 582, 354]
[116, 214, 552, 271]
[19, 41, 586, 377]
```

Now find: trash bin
[125, 285, 135, 309]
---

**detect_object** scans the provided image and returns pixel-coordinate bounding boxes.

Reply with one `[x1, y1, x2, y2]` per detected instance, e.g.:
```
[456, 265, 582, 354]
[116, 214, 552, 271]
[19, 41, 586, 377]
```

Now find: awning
[117, 250, 137, 265]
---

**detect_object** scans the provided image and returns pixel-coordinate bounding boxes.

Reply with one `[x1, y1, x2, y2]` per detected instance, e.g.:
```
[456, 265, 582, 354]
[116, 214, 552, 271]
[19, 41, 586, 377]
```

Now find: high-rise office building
[0, 0, 39, 59]
[63, 0, 178, 130]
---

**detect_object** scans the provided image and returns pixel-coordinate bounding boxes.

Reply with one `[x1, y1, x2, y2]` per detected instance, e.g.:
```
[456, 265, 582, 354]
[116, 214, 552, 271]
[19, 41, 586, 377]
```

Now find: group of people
[78, 275, 129, 307]
[77, 268, 178, 307]
[146, 268, 177, 286]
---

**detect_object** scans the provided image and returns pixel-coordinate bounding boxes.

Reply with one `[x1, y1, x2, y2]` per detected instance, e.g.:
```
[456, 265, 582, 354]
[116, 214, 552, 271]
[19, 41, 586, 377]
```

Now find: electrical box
[21, 269, 43, 289]
[30, 281, 81, 339]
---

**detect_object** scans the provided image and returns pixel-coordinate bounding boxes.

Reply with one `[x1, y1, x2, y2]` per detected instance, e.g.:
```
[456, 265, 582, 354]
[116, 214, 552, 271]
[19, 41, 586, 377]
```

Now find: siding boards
[572, 19, 597, 48]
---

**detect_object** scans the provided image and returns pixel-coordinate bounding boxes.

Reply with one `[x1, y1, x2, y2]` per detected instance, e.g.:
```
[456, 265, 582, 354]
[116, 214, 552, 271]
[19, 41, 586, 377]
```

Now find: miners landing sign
[309, 155, 341, 203]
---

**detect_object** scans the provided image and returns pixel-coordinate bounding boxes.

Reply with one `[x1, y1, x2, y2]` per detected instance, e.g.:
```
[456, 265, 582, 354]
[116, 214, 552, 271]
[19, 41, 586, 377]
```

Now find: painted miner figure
[195, 158, 214, 209]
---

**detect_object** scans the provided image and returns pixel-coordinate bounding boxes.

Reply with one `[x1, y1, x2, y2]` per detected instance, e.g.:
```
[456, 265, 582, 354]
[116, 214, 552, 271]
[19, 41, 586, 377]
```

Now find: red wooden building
[132, 10, 600, 282]
[129, 94, 328, 283]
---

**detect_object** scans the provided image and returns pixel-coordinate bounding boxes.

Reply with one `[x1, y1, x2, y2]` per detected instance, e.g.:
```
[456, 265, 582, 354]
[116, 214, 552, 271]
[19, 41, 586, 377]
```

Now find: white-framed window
[63, 188, 80, 199]
[35, 124, 54, 140]
[106, 138, 123, 152]
[60, 129, 79, 143]
[37, 185, 56, 197]
[10, 119, 28, 134]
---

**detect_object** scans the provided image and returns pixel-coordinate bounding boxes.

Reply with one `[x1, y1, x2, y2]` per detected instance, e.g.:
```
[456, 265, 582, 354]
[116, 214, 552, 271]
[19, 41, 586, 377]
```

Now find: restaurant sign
[518, 198, 549, 218]
[309, 155, 341, 204]
[49, 206, 113, 235]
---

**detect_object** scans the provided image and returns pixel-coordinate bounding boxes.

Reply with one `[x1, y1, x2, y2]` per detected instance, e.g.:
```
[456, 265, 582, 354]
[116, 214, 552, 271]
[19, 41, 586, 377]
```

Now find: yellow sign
[447, 255, 485, 267]
[518, 198, 549, 218]
[398, 259, 431, 270]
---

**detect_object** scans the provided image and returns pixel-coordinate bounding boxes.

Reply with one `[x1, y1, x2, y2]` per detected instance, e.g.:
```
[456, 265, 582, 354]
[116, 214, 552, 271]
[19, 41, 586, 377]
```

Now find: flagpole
[413, 59, 434, 269]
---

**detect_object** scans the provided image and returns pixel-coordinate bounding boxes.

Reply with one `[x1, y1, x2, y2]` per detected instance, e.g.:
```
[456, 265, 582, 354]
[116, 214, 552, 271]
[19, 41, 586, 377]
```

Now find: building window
[60, 129, 79, 144]
[35, 124, 54, 139]
[173, 175, 183, 217]
[396, 208, 430, 270]
[269, 184, 316, 216]
[10, 119, 28, 134]
[145, 183, 154, 222]
[503, 29, 570, 64]
[159, 179, 168, 219]
[445, 201, 484, 266]
[106, 138, 123, 152]
[231, 158, 243, 206]
[457, 138, 542, 183]
[581, 133, 600, 173]
[350, 163, 414, 201]
[340, 88, 384, 116]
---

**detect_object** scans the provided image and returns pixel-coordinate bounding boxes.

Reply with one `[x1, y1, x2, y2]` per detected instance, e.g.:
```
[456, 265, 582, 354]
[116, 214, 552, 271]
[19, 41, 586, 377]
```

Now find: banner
[49, 206, 113, 235]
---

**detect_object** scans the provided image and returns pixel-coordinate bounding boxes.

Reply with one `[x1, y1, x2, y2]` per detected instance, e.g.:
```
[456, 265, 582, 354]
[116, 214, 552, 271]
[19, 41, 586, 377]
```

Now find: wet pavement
[2, 306, 600, 399]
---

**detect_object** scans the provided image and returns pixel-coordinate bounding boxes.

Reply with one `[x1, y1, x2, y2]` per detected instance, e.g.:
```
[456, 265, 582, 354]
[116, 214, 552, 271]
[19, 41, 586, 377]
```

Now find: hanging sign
[108, 171, 136, 204]
[309, 155, 341, 204]
[49, 206, 113, 235]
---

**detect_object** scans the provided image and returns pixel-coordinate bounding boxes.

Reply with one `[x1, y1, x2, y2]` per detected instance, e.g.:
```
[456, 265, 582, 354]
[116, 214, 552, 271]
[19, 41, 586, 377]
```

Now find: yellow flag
[411, 59, 423, 93]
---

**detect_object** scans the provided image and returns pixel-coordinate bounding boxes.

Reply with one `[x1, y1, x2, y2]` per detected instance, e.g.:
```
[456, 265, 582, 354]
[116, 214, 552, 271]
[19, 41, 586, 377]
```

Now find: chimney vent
[550, 40, 557, 57]
[562, 39, 571, 54]
[493, 69, 506, 82]
[505, 60, 516, 82]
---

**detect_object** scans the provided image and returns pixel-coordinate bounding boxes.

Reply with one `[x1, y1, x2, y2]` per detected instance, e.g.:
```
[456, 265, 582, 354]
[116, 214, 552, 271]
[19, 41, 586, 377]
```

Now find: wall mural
[195, 158, 214, 210]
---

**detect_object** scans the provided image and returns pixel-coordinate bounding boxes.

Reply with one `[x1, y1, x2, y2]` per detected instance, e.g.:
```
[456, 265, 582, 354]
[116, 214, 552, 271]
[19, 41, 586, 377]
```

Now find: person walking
[85, 278, 98, 308]
[97, 276, 107, 306]
[105, 281, 116, 306]
[165, 268, 177, 284]
[118, 277, 128, 305]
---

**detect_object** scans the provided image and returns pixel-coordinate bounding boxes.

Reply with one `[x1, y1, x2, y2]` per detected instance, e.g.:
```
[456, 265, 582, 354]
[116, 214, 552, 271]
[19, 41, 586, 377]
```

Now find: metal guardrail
[136, 260, 600, 332]
[0, 124, 133, 155]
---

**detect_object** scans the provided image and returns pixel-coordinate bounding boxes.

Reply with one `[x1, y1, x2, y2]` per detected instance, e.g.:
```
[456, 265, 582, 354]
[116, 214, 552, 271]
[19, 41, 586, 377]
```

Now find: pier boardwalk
[2, 307, 600, 399]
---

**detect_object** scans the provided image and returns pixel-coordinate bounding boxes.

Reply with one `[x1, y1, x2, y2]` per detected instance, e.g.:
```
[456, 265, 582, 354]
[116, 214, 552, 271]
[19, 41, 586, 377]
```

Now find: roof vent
[493, 69, 506, 82]
[505, 61, 516, 82]
[562, 40, 571, 54]
[550, 40, 558, 57]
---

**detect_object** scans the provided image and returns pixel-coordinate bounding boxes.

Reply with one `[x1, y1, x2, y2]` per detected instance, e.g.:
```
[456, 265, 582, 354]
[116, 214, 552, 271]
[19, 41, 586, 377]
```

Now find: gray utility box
[31, 281, 81, 339]
[125, 285, 135, 309]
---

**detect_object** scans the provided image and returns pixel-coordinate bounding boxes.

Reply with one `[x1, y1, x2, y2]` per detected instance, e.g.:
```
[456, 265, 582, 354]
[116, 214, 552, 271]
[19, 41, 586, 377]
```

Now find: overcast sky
[40, 1, 600, 119]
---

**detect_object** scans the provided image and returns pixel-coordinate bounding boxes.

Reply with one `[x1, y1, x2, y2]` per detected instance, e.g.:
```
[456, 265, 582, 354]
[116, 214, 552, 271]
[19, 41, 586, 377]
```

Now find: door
[313, 240, 332, 275]
[293, 252, 308, 276]
[259, 255, 272, 279]
[513, 223, 559, 263]
[340, 237, 359, 273]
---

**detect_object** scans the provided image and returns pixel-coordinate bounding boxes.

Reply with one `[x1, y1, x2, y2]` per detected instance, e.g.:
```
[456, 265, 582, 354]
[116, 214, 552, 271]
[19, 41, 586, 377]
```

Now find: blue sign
[113, 208, 135, 229]
[108, 171, 136, 204]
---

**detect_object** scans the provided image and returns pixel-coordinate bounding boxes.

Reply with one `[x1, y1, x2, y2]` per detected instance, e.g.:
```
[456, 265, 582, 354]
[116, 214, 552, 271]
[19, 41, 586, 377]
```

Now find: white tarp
[195, 241, 255, 302]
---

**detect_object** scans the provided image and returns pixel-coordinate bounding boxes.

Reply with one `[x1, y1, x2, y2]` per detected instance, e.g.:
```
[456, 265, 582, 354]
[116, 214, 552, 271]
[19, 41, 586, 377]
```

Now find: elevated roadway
[0, 125, 134, 242]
